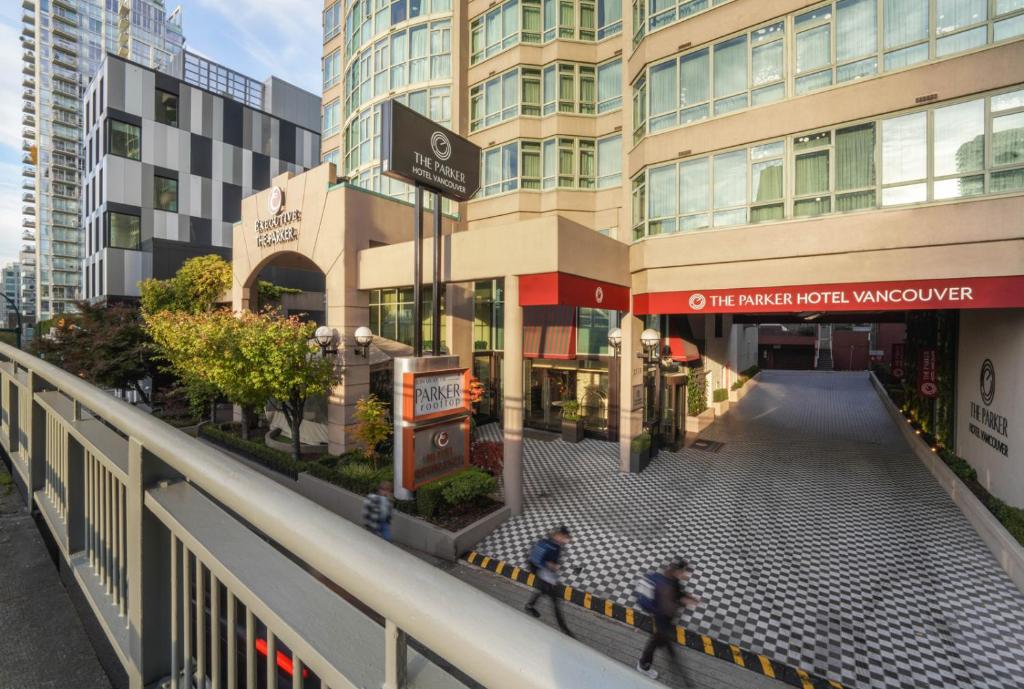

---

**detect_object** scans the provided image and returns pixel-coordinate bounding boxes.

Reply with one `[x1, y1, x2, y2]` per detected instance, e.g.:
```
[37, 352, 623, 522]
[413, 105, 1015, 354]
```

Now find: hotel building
[233, 0, 1024, 512]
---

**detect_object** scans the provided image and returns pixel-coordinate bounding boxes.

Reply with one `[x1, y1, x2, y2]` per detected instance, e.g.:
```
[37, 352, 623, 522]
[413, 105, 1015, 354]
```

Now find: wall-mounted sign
[631, 384, 643, 411]
[634, 275, 1024, 314]
[968, 358, 1010, 457]
[891, 342, 906, 379]
[402, 368, 472, 423]
[255, 186, 301, 247]
[402, 417, 471, 490]
[380, 100, 481, 202]
[917, 349, 938, 398]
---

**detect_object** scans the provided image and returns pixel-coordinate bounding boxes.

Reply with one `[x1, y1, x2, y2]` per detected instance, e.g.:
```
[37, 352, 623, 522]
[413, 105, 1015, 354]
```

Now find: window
[597, 0, 622, 37]
[154, 176, 178, 212]
[108, 120, 141, 160]
[596, 135, 621, 187]
[323, 149, 340, 167]
[322, 100, 341, 138]
[482, 143, 520, 195]
[630, 87, 1024, 239]
[470, 0, 609, 63]
[635, 0, 732, 44]
[369, 287, 445, 348]
[597, 59, 621, 112]
[107, 212, 140, 250]
[324, 1, 342, 42]
[323, 50, 341, 89]
[155, 90, 178, 127]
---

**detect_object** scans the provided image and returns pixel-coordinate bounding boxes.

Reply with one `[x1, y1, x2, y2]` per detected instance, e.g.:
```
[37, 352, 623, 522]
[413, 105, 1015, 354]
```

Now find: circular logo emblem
[980, 359, 995, 406]
[595, 286, 604, 304]
[920, 381, 938, 397]
[268, 186, 284, 214]
[430, 131, 452, 161]
[434, 431, 450, 449]
[688, 293, 707, 311]
[892, 367, 905, 379]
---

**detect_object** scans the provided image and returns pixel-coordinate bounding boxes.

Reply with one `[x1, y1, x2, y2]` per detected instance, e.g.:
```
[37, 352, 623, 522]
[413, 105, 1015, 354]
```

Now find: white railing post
[27, 370, 51, 495]
[126, 438, 174, 689]
[384, 619, 408, 689]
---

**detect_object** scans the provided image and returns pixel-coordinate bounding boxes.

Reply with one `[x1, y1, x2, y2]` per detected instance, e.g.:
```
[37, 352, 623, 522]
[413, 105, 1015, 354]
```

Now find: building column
[446, 282, 474, 369]
[502, 275, 524, 515]
[325, 261, 370, 455]
[618, 312, 644, 472]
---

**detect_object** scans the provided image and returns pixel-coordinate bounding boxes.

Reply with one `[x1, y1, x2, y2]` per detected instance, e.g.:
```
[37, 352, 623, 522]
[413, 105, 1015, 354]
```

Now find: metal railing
[0, 342, 658, 689]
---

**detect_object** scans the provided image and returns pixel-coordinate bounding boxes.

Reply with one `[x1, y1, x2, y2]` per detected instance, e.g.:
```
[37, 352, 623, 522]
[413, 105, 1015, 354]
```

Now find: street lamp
[638, 328, 662, 451]
[607, 327, 622, 355]
[640, 328, 661, 357]
[312, 325, 338, 357]
[353, 326, 374, 357]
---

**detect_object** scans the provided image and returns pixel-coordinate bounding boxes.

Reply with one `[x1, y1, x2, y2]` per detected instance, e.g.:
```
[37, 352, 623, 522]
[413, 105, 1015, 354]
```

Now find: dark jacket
[528, 537, 562, 571]
[653, 574, 683, 620]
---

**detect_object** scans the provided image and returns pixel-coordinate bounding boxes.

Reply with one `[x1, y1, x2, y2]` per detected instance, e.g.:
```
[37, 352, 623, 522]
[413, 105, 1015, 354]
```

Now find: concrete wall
[956, 309, 1024, 508]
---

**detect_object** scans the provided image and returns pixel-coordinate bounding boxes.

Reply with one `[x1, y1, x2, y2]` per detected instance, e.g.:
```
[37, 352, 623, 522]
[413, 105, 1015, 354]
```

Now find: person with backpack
[524, 526, 574, 637]
[635, 559, 700, 680]
[362, 480, 393, 541]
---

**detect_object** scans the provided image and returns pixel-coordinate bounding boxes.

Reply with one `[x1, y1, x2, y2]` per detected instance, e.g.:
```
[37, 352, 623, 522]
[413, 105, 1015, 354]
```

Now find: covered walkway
[474, 371, 1024, 688]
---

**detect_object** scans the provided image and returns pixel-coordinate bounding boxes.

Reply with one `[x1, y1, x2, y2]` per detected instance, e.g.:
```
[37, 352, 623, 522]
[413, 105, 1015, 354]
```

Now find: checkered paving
[474, 371, 1024, 689]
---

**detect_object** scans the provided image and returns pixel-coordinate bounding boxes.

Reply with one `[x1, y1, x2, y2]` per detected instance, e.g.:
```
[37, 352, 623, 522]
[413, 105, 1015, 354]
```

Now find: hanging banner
[891, 343, 906, 379]
[918, 349, 938, 398]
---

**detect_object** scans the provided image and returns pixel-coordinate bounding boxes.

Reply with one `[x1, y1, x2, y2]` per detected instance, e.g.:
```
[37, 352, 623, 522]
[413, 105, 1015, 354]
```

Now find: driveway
[473, 371, 1024, 688]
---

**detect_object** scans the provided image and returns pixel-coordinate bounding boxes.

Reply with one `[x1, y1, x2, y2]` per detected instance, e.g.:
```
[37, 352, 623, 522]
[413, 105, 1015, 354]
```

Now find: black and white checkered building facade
[81, 54, 320, 301]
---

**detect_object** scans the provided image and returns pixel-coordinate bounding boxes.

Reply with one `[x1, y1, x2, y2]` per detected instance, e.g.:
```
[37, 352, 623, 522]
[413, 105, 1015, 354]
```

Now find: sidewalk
[0, 461, 112, 689]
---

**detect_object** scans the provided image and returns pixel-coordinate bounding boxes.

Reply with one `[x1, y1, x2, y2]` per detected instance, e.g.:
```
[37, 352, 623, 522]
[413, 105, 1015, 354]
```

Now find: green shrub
[200, 424, 299, 478]
[338, 461, 382, 495]
[739, 365, 760, 378]
[630, 432, 651, 453]
[441, 469, 496, 505]
[687, 368, 708, 416]
[712, 388, 728, 403]
[416, 479, 447, 518]
[561, 400, 581, 421]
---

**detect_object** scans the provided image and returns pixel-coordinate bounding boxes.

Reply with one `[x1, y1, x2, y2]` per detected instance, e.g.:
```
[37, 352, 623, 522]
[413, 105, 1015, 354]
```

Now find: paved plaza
[474, 371, 1024, 689]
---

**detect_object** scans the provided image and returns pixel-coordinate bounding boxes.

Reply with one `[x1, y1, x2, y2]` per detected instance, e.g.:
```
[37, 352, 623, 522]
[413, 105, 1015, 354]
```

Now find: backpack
[635, 572, 661, 613]
[527, 539, 552, 572]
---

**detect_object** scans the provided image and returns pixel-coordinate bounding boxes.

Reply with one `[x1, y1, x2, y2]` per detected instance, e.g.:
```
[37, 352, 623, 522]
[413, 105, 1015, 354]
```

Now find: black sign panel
[380, 100, 480, 202]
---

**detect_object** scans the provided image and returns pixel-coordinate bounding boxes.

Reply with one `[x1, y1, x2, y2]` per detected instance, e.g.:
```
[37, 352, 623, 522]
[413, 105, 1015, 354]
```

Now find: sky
[0, 0, 322, 267]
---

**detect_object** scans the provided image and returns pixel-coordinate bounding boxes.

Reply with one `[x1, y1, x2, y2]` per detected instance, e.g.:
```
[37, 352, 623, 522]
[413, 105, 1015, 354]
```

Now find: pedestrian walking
[524, 526, 574, 637]
[634, 559, 700, 680]
[362, 480, 393, 541]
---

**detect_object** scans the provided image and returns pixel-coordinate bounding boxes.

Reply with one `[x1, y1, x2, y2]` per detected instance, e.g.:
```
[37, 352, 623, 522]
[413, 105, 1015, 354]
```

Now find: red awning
[523, 306, 576, 360]
[520, 272, 630, 311]
[667, 315, 701, 362]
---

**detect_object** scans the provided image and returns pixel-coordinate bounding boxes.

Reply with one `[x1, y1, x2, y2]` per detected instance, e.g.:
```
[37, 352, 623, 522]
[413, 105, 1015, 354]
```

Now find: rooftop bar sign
[380, 100, 480, 202]
[402, 368, 472, 423]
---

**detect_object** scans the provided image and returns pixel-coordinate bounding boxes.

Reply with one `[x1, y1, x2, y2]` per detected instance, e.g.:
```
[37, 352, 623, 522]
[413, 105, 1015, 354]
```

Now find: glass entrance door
[472, 352, 503, 423]
[527, 365, 576, 432]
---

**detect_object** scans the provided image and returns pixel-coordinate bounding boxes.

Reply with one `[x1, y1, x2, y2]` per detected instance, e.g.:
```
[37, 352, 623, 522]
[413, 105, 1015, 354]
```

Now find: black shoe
[524, 604, 540, 618]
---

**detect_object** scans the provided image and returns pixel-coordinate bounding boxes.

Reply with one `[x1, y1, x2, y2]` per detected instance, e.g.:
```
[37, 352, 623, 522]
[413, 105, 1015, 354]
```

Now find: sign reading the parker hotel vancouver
[401, 368, 473, 490]
[255, 186, 301, 247]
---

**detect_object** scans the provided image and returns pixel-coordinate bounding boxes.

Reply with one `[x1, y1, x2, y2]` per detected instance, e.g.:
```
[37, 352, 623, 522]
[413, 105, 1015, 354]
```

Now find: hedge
[712, 388, 728, 403]
[200, 424, 300, 479]
[416, 468, 496, 519]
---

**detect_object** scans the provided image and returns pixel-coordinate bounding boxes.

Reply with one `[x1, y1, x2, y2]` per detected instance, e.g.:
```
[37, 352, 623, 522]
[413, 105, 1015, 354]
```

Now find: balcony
[22, 76, 35, 89]
[22, 89, 35, 102]
[22, 99, 35, 113]
[22, 180, 34, 190]
[22, 128, 35, 139]
[22, 206, 35, 217]
[21, 141, 32, 152]
[52, 52, 76, 70]
[22, 0, 34, 10]
[22, 12, 34, 25]
[21, 25, 34, 39]
[22, 231, 35, 241]
[22, 219, 35, 229]
[22, 193, 34, 203]
[53, 0, 75, 9]
[22, 50, 34, 63]
[22, 167, 35, 178]
[53, 36, 77, 55]
[52, 6, 77, 26]
[51, 97, 78, 113]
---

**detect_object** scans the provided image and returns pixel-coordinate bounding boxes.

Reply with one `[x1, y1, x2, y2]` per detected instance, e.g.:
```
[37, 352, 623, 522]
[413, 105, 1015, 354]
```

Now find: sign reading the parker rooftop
[380, 100, 480, 202]
[402, 368, 472, 423]
[255, 186, 301, 248]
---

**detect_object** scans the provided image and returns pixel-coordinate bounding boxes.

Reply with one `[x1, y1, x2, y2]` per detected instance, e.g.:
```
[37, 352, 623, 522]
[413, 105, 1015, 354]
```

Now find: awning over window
[667, 315, 701, 363]
[519, 272, 630, 311]
[523, 306, 576, 360]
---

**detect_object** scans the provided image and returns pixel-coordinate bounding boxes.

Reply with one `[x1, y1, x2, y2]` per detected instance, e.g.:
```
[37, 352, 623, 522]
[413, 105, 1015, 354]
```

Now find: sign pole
[432, 191, 441, 356]
[413, 184, 423, 357]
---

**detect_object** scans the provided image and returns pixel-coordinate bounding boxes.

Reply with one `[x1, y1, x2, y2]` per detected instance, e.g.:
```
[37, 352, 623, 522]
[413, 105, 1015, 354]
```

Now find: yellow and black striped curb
[464, 552, 844, 689]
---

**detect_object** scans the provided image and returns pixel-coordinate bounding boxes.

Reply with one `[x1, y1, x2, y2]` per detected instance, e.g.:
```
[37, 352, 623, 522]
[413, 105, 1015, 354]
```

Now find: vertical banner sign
[891, 343, 906, 379]
[918, 349, 938, 398]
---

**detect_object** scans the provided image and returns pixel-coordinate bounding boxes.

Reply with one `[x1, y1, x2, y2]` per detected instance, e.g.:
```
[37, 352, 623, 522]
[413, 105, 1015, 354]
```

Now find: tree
[31, 302, 155, 403]
[353, 394, 392, 468]
[147, 309, 342, 460]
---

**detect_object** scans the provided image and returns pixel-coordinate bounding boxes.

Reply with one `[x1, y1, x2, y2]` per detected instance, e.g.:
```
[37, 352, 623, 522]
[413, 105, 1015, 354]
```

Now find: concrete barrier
[870, 372, 1024, 594]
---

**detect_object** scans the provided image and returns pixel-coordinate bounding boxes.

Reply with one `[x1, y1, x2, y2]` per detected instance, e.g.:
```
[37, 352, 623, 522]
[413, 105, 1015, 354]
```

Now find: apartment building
[21, 0, 185, 323]
[81, 52, 321, 302]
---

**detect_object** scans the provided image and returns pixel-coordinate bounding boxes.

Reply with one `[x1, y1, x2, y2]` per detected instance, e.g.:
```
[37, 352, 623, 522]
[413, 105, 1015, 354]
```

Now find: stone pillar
[618, 312, 645, 472]
[446, 282, 475, 369]
[325, 261, 370, 455]
[502, 275, 524, 515]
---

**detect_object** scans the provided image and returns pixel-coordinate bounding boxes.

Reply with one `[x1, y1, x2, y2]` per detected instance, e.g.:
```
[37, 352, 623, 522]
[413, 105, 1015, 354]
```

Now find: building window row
[325, 1, 342, 43]
[470, 59, 621, 131]
[630, 86, 1024, 240]
[109, 119, 141, 160]
[344, 18, 451, 119]
[344, 0, 452, 61]
[470, 0, 622, 65]
[479, 134, 622, 196]
[324, 49, 342, 90]
[632, 0, 1024, 143]
[368, 286, 446, 350]
[632, 0, 730, 46]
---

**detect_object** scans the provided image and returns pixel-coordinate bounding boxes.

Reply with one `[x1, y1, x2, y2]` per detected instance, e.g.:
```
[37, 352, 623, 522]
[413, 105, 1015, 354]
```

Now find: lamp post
[639, 328, 661, 449]
[354, 326, 374, 357]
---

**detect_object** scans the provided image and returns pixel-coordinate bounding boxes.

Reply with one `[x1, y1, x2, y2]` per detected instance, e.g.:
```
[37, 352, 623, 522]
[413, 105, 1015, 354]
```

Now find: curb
[464, 551, 843, 689]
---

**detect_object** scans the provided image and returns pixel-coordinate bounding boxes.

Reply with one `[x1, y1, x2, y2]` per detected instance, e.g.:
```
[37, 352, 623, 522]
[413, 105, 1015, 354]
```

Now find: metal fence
[0, 343, 660, 689]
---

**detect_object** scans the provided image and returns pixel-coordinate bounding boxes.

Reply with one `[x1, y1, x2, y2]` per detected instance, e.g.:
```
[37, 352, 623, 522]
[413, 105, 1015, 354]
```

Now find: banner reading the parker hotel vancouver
[917, 349, 939, 399]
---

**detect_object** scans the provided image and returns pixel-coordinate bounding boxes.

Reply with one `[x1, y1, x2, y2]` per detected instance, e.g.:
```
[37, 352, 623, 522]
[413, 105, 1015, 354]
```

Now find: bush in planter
[687, 368, 708, 416]
[416, 479, 447, 518]
[470, 441, 504, 477]
[740, 365, 760, 378]
[730, 376, 748, 391]
[353, 394, 392, 469]
[441, 468, 497, 506]
[630, 432, 651, 454]
[200, 423, 299, 478]
[712, 388, 728, 403]
[561, 400, 581, 421]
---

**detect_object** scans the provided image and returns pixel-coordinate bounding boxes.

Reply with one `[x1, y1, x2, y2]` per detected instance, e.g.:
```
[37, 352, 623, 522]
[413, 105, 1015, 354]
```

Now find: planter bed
[684, 407, 715, 436]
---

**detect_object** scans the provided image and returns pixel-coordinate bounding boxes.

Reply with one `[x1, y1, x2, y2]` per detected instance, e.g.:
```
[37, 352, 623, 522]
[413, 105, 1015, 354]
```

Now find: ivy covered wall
[902, 310, 959, 447]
